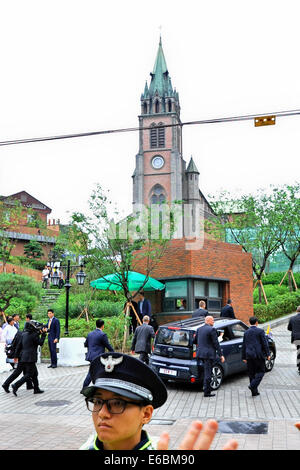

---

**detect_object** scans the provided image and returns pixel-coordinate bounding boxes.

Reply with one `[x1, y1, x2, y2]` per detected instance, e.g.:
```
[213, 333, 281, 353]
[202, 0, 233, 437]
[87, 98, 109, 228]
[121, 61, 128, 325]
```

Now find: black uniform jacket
[242, 326, 270, 360]
[15, 330, 46, 363]
[193, 324, 222, 360]
[287, 313, 300, 343]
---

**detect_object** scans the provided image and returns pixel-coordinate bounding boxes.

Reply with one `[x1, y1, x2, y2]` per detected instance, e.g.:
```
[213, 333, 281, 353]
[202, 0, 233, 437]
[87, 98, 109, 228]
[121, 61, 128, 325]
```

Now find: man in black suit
[287, 305, 300, 375]
[47, 309, 60, 368]
[242, 316, 270, 396]
[192, 300, 209, 318]
[138, 291, 152, 319]
[193, 316, 225, 397]
[83, 319, 114, 388]
[11, 320, 47, 396]
[131, 315, 155, 364]
[220, 299, 236, 319]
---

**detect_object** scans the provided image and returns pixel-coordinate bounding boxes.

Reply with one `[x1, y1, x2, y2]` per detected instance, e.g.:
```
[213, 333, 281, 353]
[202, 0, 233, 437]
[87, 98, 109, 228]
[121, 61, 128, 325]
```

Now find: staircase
[32, 289, 63, 321]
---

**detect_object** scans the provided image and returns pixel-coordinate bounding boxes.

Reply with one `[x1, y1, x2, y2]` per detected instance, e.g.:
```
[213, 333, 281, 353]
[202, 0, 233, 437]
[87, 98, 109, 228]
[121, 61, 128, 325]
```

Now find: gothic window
[155, 100, 160, 113]
[168, 99, 172, 112]
[150, 184, 166, 205]
[150, 123, 165, 148]
[143, 102, 148, 114]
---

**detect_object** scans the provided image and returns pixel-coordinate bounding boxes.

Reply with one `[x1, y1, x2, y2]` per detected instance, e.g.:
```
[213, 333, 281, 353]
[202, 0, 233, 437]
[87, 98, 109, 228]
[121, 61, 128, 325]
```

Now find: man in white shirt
[42, 266, 50, 289]
[3, 317, 18, 369]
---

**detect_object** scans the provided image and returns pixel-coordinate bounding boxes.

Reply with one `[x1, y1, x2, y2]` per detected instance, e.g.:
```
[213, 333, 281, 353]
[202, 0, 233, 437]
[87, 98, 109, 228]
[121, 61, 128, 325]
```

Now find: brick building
[0, 191, 59, 261]
[132, 39, 253, 324]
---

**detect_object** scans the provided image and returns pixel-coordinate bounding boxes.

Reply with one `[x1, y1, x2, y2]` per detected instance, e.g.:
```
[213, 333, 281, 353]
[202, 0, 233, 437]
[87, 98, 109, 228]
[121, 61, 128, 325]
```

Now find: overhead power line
[0, 108, 299, 147]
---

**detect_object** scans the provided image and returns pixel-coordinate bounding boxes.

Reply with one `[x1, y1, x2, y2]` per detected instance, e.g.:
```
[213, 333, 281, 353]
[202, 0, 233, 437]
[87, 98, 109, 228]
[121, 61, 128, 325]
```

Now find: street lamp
[76, 266, 86, 286]
[50, 258, 86, 336]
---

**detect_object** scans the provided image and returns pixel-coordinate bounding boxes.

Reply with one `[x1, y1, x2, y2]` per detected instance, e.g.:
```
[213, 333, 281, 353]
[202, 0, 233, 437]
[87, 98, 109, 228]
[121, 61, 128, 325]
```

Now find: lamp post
[50, 258, 86, 336]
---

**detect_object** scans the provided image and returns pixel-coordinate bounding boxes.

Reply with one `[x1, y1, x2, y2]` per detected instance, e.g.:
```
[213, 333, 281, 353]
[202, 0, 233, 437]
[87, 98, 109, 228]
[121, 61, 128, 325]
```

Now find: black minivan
[149, 316, 276, 390]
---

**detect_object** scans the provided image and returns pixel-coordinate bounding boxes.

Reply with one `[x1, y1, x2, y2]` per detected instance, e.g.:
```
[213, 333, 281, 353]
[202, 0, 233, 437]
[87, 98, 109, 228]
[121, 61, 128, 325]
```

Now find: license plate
[159, 368, 177, 376]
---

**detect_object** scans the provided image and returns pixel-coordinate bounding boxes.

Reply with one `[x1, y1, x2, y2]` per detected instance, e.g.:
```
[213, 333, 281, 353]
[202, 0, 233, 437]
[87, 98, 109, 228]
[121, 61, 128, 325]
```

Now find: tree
[24, 240, 44, 259]
[272, 184, 300, 291]
[69, 184, 174, 302]
[0, 199, 23, 271]
[206, 188, 283, 304]
[0, 273, 41, 312]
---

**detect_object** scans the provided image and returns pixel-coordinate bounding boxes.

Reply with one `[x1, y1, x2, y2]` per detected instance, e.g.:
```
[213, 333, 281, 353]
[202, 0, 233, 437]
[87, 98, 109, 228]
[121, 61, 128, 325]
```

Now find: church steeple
[141, 37, 180, 116]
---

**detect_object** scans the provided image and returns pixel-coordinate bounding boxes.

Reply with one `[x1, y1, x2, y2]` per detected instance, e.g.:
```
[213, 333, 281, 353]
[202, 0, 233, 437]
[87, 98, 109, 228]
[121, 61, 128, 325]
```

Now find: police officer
[80, 352, 238, 451]
[80, 352, 167, 450]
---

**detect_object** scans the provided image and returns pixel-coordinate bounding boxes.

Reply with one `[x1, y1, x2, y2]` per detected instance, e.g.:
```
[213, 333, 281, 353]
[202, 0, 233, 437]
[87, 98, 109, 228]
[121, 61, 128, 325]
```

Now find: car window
[216, 327, 231, 342]
[156, 328, 189, 347]
[230, 323, 247, 339]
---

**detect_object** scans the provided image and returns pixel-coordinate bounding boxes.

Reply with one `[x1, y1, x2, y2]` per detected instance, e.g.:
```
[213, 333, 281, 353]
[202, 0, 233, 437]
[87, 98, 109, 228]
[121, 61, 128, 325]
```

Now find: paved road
[0, 318, 299, 450]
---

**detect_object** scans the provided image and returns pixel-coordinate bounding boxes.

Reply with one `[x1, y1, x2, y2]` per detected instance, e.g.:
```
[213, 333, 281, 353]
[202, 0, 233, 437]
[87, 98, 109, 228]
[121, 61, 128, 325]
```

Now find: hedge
[254, 290, 300, 323]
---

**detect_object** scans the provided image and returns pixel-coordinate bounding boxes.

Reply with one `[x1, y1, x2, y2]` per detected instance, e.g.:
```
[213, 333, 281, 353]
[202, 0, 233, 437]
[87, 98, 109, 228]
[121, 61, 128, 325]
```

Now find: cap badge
[100, 355, 123, 372]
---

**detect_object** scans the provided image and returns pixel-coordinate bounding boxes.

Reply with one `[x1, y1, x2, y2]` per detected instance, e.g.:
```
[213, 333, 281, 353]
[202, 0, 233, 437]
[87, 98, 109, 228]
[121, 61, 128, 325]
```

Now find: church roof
[142, 37, 177, 100]
[186, 157, 199, 174]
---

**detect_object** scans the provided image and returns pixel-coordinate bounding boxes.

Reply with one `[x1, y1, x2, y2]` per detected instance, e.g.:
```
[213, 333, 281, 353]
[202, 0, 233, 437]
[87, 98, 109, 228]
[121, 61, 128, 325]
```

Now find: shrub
[253, 284, 289, 303]
[262, 271, 300, 287]
[254, 290, 300, 323]
[50, 291, 125, 320]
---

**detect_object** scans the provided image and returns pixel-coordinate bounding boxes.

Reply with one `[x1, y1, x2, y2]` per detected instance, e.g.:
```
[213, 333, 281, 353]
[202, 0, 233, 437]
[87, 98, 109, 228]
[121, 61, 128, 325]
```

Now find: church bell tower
[132, 38, 213, 235]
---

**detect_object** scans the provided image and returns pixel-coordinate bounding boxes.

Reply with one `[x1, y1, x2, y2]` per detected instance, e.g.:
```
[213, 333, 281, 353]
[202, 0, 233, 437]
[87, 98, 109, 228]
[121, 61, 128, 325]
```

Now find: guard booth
[146, 275, 230, 326]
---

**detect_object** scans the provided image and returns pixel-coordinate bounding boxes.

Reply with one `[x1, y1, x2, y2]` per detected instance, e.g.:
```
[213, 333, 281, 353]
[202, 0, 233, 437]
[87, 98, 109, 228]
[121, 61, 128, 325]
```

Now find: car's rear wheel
[210, 364, 224, 390]
[265, 349, 275, 372]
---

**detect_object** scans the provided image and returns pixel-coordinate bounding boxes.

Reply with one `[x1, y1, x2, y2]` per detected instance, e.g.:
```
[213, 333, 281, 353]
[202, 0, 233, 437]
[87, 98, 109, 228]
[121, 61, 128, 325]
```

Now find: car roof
[159, 315, 243, 332]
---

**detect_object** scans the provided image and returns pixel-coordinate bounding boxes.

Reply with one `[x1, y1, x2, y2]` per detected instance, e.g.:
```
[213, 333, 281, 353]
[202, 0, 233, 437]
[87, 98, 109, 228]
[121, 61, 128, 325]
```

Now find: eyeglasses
[85, 397, 144, 414]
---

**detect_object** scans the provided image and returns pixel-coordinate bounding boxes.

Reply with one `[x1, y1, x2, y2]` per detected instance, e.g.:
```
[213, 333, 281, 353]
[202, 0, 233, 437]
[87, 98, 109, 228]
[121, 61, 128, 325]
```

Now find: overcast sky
[0, 0, 299, 224]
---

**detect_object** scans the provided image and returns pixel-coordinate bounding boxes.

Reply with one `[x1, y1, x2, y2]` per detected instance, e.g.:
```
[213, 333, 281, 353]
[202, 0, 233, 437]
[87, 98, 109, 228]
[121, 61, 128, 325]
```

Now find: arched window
[143, 102, 148, 114]
[150, 184, 166, 205]
[168, 99, 172, 112]
[155, 100, 160, 113]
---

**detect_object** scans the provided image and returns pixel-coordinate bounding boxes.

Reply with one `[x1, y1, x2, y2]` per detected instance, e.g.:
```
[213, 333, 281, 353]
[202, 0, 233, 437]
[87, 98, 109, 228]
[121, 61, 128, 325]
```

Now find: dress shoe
[47, 365, 53, 368]
[252, 391, 260, 396]
[204, 393, 216, 397]
[51, 365, 57, 369]
[33, 389, 44, 394]
[12, 384, 18, 396]
[2, 384, 10, 393]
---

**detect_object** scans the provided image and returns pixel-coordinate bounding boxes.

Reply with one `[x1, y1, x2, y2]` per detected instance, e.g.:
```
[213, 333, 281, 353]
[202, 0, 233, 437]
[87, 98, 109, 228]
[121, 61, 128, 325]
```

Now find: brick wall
[3, 263, 42, 283]
[134, 238, 253, 324]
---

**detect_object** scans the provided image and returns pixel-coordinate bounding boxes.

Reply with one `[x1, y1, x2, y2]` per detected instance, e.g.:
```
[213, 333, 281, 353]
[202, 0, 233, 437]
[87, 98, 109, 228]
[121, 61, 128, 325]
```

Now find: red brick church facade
[132, 39, 253, 324]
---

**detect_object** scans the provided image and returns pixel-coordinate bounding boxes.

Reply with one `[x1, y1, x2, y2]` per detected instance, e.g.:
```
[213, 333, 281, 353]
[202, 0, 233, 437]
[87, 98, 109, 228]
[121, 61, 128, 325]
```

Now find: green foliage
[50, 289, 125, 319]
[254, 290, 300, 323]
[207, 184, 300, 292]
[24, 240, 43, 259]
[0, 273, 42, 313]
[253, 284, 290, 303]
[260, 271, 300, 287]
[40, 313, 132, 358]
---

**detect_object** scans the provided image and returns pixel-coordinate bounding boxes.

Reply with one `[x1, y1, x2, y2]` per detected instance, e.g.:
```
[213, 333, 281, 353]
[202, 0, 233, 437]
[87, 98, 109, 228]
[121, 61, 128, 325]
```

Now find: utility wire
[0, 108, 299, 147]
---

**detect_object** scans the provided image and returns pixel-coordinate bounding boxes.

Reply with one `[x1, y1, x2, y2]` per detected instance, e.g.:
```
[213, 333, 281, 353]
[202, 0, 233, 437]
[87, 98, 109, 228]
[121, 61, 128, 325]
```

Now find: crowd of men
[1, 296, 300, 450]
[1, 309, 60, 395]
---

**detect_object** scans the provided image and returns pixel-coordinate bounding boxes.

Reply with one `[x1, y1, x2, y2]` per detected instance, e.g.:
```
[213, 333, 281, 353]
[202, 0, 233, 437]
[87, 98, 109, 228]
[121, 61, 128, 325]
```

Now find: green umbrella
[90, 270, 165, 292]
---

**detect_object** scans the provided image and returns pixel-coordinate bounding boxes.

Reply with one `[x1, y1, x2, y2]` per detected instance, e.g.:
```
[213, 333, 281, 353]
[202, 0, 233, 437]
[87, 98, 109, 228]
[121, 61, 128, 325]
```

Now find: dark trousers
[198, 358, 213, 395]
[247, 357, 265, 392]
[83, 369, 91, 389]
[296, 344, 300, 371]
[138, 352, 149, 365]
[48, 339, 57, 366]
[2, 362, 33, 390]
[14, 362, 39, 391]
